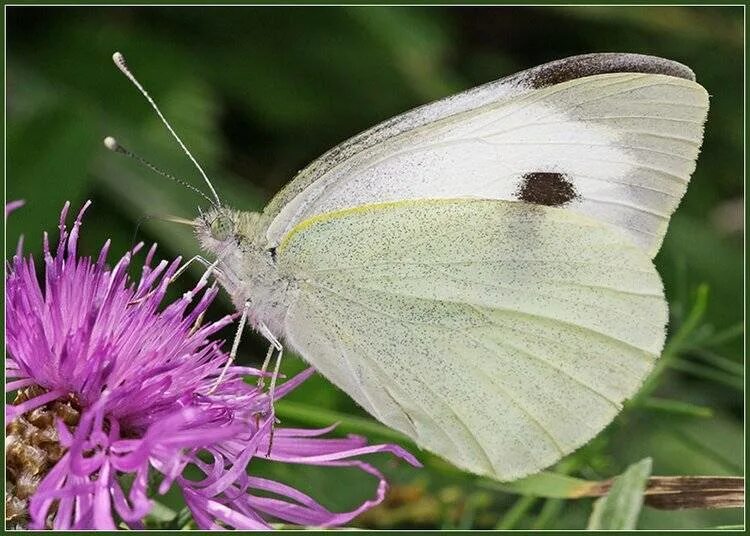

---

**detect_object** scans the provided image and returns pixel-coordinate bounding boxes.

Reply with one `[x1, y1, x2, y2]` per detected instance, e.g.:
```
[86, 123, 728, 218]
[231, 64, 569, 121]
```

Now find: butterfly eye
[210, 215, 234, 241]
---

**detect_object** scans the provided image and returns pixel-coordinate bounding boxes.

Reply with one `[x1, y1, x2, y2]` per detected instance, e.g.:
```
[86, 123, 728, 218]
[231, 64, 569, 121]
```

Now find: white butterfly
[110, 52, 709, 481]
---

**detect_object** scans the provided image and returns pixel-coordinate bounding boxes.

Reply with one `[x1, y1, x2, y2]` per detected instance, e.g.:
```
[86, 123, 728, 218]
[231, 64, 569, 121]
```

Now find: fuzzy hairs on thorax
[195, 206, 298, 334]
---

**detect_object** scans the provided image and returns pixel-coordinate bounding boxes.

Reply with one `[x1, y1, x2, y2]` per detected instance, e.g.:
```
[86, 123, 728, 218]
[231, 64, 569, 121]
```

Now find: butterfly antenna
[104, 136, 215, 206]
[130, 213, 198, 252]
[112, 51, 222, 207]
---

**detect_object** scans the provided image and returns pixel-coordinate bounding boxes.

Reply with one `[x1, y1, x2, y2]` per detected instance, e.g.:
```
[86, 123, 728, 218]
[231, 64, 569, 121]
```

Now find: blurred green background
[6, 5, 743, 530]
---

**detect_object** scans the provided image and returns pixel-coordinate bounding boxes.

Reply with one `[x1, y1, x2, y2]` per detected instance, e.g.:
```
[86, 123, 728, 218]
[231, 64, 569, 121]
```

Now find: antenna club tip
[112, 52, 129, 74]
[103, 136, 120, 152]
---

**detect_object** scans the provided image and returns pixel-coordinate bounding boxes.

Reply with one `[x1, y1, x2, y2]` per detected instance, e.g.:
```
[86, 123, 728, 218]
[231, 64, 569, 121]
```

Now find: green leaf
[587, 458, 653, 530]
[144, 500, 177, 523]
[532, 498, 565, 529]
[690, 347, 744, 377]
[485, 471, 601, 499]
[495, 495, 537, 530]
[690, 322, 744, 351]
[669, 359, 744, 390]
[640, 397, 714, 418]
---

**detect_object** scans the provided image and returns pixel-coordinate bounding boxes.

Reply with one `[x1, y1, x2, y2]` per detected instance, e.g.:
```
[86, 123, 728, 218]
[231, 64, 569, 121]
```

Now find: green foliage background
[6, 5, 744, 530]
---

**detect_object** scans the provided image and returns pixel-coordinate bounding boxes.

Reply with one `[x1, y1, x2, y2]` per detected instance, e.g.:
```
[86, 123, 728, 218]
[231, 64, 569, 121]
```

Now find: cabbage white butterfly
[108, 52, 709, 481]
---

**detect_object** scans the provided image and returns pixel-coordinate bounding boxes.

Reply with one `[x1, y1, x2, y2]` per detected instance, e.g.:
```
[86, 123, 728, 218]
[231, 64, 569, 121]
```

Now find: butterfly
[110, 52, 709, 481]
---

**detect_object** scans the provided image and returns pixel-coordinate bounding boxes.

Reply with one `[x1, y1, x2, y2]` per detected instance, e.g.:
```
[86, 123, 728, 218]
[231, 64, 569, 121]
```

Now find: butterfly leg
[172, 254, 211, 281]
[257, 322, 284, 402]
[207, 299, 251, 395]
[183, 255, 225, 302]
[168, 255, 219, 333]
[257, 322, 283, 455]
[257, 343, 275, 390]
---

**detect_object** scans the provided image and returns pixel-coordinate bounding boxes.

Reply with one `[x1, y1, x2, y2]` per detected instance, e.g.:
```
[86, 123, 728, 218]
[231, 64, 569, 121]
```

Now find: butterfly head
[207, 210, 235, 242]
[195, 206, 266, 255]
[195, 205, 287, 333]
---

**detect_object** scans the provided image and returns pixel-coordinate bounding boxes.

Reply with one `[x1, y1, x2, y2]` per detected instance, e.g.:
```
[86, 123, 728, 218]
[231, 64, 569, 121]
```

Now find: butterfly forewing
[264, 53, 708, 258]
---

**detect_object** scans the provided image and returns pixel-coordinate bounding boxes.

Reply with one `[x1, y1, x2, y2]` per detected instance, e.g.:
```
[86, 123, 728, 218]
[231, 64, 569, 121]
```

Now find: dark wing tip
[516, 53, 696, 89]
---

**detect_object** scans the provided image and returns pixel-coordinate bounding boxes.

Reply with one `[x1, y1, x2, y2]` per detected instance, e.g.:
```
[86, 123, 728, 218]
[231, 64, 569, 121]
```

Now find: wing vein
[309, 286, 566, 459]
[485, 140, 696, 162]
[461, 307, 622, 409]
[303, 287, 498, 472]
[305, 279, 654, 361]
[296, 258, 655, 277]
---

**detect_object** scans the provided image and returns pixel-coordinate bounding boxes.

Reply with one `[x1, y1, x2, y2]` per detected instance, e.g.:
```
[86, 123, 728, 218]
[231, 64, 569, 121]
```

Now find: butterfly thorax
[195, 207, 297, 335]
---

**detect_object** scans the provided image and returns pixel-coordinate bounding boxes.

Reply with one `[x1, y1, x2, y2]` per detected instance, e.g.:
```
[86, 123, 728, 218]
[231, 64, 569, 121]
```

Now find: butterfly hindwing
[278, 199, 667, 480]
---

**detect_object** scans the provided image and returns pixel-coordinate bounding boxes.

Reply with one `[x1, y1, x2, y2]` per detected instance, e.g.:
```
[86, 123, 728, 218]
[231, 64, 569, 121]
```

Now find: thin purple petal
[5, 199, 25, 217]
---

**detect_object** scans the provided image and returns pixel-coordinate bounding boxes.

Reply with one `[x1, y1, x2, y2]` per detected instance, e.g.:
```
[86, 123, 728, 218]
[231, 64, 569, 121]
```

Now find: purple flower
[5, 202, 420, 530]
[6, 199, 25, 217]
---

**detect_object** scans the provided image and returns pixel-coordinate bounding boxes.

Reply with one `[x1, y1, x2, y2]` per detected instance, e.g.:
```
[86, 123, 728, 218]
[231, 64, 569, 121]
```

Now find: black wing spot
[516, 172, 578, 206]
[268, 247, 277, 263]
[522, 53, 695, 89]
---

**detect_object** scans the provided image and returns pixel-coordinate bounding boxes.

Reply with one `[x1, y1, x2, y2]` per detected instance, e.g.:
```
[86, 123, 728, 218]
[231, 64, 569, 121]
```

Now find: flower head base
[5, 202, 419, 530]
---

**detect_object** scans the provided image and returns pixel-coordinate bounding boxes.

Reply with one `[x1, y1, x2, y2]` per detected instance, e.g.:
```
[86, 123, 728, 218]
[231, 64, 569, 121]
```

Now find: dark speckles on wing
[516, 172, 578, 206]
[520, 53, 696, 89]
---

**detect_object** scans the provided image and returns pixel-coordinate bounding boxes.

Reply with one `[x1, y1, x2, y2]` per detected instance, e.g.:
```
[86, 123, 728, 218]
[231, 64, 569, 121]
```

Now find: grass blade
[633, 284, 710, 404]
[640, 397, 714, 418]
[690, 348, 744, 377]
[691, 322, 744, 349]
[587, 458, 652, 530]
[669, 358, 744, 390]
[486, 471, 601, 499]
[495, 495, 537, 530]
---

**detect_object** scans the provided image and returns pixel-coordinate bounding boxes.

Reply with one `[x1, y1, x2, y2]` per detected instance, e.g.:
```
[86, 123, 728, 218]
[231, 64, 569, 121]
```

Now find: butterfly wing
[277, 199, 667, 480]
[264, 53, 708, 258]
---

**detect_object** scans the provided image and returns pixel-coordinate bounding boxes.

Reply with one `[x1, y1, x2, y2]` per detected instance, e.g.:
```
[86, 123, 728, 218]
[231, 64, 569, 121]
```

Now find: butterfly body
[196, 207, 295, 333]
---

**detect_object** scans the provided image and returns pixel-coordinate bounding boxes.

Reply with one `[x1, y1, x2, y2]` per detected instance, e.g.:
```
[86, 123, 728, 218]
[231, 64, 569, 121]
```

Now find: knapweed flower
[5, 201, 419, 530]
[6, 199, 25, 217]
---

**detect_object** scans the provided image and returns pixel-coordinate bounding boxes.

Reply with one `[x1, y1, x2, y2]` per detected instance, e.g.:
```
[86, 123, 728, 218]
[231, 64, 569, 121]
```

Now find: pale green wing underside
[278, 199, 667, 480]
